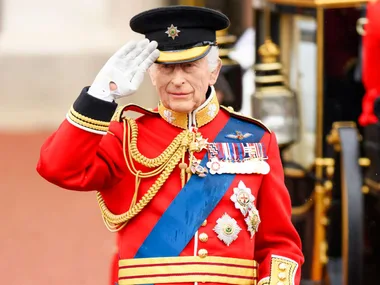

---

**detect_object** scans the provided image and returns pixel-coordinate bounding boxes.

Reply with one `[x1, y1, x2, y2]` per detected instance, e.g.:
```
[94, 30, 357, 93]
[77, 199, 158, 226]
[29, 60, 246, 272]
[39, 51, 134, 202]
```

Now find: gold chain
[96, 118, 191, 232]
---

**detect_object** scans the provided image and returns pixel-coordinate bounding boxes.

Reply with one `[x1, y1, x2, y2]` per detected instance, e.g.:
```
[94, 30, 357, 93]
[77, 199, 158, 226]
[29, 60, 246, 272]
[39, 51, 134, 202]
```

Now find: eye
[183, 62, 196, 70]
[159, 64, 173, 71]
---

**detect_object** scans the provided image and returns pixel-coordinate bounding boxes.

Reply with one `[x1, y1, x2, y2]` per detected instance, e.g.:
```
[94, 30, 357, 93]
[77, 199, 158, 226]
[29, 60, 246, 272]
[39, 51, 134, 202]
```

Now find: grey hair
[206, 46, 220, 72]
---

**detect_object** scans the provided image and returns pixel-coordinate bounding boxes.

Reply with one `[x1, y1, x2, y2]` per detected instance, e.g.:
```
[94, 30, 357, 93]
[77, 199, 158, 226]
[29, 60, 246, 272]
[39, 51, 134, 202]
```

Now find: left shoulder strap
[220, 105, 271, 133]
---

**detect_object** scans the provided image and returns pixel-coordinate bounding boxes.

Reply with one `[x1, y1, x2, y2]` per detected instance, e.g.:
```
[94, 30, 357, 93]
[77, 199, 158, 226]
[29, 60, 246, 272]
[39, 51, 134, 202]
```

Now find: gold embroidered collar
[158, 86, 220, 129]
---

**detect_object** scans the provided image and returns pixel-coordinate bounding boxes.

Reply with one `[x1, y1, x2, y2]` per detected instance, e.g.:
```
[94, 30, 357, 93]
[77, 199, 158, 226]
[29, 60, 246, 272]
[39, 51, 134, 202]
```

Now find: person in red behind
[36, 6, 303, 285]
[359, 0, 380, 126]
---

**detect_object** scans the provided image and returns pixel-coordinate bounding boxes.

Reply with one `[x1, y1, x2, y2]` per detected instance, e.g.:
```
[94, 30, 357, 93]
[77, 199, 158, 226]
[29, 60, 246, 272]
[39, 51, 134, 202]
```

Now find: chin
[170, 103, 195, 113]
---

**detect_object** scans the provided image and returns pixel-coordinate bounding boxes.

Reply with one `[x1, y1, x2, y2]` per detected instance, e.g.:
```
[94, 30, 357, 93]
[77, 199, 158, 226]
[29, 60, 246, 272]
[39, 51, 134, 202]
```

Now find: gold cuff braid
[68, 106, 110, 132]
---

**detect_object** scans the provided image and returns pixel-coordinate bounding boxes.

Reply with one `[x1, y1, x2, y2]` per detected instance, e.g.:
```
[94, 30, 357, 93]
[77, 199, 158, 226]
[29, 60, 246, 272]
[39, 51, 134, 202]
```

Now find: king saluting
[37, 6, 304, 285]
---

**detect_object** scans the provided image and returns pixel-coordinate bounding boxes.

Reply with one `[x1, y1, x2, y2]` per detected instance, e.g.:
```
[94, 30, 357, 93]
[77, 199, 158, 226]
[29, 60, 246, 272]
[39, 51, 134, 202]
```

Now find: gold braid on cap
[96, 118, 193, 232]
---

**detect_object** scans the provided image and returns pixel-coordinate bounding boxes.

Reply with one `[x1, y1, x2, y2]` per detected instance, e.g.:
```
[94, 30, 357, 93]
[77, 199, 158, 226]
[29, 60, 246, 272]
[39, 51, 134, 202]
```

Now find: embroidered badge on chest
[206, 142, 270, 175]
[230, 181, 255, 216]
[230, 180, 261, 238]
[213, 213, 241, 246]
[245, 207, 261, 238]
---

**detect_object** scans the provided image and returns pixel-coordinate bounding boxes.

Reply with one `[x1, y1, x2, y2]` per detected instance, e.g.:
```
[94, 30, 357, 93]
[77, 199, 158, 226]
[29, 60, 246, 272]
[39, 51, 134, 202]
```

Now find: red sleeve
[36, 87, 127, 191]
[37, 120, 127, 191]
[359, 1, 380, 126]
[254, 132, 304, 285]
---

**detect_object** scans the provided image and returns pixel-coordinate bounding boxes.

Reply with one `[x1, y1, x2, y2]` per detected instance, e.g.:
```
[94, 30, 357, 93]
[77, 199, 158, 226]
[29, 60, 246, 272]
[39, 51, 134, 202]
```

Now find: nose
[170, 67, 185, 86]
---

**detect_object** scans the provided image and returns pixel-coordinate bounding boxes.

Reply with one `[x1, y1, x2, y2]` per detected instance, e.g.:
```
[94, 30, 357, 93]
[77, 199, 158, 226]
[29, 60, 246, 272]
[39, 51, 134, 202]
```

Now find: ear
[148, 64, 157, 86]
[209, 58, 222, 86]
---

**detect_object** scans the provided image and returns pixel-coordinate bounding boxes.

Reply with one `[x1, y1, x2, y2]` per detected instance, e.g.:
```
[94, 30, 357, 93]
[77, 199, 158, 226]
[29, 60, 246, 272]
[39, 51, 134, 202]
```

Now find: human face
[148, 56, 221, 113]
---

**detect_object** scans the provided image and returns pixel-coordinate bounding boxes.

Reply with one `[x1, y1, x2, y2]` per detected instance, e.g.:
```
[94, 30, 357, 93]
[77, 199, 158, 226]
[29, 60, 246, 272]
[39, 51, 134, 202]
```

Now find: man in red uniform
[37, 6, 303, 285]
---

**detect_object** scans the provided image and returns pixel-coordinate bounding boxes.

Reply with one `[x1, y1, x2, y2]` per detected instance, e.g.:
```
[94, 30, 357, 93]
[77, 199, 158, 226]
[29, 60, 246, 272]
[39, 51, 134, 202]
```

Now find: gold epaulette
[220, 105, 271, 133]
[111, 104, 159, 122]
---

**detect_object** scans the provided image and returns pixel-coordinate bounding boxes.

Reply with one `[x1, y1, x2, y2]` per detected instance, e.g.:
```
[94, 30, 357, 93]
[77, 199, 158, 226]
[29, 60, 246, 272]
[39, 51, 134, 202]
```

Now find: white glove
[88, 39, 160, 102]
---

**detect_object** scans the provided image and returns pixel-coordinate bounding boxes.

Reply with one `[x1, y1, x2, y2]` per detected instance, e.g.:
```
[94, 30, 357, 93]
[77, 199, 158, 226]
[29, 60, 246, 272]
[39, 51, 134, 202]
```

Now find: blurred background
[1, 0, 380, 285]
[0, 1, 165, 285]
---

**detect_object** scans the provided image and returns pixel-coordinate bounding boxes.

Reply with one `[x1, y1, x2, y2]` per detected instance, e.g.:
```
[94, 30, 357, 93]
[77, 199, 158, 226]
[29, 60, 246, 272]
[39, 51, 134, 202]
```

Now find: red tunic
[37, 88, 303, 285]
[359, 0, 380, 126]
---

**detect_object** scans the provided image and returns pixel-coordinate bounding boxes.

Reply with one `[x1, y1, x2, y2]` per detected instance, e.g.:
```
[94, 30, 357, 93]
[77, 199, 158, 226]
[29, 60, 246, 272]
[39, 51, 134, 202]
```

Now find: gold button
[201, 220, 207, 227]
[198, 249, 208, 258]
[278, 272, 286, 280]
[199, 233, 208, 242]
[278, 263, 287, 271]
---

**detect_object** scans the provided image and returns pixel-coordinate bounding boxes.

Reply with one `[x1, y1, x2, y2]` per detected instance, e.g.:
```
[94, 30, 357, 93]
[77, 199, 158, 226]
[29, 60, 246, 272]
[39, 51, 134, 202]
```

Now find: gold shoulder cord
[96, 118, 192, 232]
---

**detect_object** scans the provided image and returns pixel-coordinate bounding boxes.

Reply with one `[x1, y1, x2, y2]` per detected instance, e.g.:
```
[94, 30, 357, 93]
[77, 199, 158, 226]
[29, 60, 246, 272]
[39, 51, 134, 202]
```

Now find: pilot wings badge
[225, 131, 253, 140]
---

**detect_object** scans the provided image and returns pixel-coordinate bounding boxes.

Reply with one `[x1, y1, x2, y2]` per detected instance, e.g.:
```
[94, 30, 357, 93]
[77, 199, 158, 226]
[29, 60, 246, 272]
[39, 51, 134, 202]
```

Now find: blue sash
[134, 117, 265, 258]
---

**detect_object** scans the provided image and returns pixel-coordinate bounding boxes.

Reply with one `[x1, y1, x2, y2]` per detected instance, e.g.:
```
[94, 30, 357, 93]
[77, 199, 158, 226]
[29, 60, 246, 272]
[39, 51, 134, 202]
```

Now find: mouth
[168, 92, 191, 97]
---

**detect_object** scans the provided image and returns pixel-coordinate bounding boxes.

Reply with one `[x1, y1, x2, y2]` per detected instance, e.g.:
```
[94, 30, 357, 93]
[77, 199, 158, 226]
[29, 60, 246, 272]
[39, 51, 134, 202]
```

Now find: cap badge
[165, 24, 181, 40]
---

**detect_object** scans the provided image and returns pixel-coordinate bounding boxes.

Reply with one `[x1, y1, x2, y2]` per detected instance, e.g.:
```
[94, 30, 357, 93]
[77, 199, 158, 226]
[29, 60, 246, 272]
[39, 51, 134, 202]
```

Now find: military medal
[189, 158, 208, 177]
[206, 157, 223, 174]
[245, 207, 261, 238]
[193, 132, 208, 152]
[230, 181, 255, 216]
[213, 213, 241, 246]
[206, 142, 270, 175]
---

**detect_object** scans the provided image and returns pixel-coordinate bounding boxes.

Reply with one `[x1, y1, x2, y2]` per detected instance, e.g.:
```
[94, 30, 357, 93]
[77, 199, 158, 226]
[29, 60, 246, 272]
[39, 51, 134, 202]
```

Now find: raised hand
[88, 39, 160, 102]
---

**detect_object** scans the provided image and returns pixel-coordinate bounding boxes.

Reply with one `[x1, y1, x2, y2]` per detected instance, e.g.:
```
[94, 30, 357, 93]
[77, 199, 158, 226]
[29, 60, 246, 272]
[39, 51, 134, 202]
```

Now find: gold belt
[118, 256, 258, 285]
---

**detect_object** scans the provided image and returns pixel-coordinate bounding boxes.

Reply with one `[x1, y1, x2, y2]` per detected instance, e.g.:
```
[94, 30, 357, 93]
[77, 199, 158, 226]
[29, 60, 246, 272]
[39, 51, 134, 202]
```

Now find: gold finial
[216, 27, 237, 45]
[216, 28, 228, 37]
[258, 38, 280, 64]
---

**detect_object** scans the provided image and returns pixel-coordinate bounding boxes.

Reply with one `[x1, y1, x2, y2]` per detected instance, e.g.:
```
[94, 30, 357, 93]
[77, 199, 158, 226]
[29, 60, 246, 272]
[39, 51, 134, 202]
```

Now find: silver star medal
[245, 207, 261, 238]
[213, 213, 241, 246]
[165, 24, 181, 40]
[230, 181, 255, 216]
